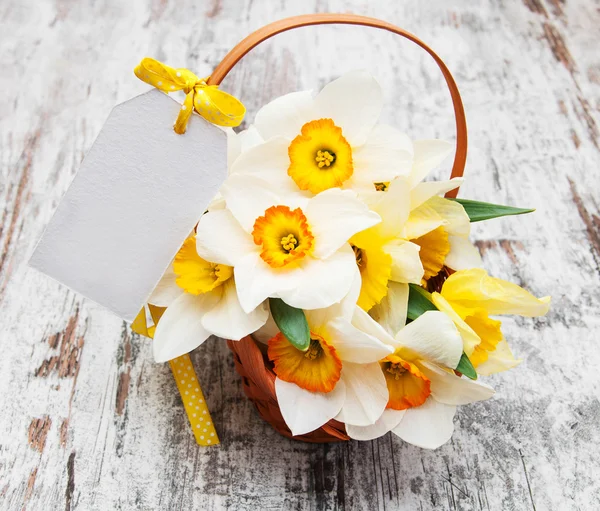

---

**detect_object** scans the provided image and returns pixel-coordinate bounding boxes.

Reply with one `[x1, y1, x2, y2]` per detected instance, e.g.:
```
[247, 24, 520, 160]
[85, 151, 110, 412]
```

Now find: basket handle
[208, 14, 467, 196]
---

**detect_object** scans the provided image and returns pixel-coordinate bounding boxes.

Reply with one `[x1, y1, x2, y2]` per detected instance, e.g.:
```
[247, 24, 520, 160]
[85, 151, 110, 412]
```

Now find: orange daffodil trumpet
[137, 70, 550, 449]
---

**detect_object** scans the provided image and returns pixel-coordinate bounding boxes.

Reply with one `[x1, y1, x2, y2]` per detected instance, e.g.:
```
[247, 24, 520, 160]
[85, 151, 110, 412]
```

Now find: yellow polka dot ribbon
[134, 57, 245, 134]
[131, 306, 219, 446]
[170, 355, 219, 445]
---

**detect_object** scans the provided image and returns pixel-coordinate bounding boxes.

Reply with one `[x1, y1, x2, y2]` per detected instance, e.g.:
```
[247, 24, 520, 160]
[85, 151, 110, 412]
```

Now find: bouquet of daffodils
[143, 72, 550, 449]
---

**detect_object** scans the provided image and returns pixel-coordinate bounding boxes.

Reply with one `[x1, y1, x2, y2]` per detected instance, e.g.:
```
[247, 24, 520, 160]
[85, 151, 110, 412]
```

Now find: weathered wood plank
[1, 0, 599, 510]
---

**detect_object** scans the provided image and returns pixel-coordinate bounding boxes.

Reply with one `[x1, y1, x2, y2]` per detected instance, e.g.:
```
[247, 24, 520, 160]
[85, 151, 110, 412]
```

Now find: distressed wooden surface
[1, 0, 599, 509]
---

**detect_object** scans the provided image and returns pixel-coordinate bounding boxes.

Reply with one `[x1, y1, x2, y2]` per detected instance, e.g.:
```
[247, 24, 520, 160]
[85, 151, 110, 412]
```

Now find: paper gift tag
[30, 89, 227, 321]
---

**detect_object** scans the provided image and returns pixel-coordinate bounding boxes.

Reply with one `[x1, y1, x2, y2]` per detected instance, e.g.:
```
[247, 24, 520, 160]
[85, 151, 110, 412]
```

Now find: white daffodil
[195, 173, 381, 313]
[266, 273, 394, 436]
[347, 293, 495, 449]
[228, 71, 414, 195]
[149, 236, 268, 362]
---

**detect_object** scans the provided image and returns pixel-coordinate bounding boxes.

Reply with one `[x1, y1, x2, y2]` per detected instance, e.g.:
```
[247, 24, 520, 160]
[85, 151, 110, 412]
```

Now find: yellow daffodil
[405, 195, 482, 283]
[348, 178, 424, 311]
[431, 268, 551, 375]
[149, 236, 268, 362]
[364, 139, 480, 285]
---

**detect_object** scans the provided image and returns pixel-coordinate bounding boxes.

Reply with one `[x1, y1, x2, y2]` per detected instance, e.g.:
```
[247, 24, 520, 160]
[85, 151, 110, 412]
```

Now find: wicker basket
[217, 14, 468, 443]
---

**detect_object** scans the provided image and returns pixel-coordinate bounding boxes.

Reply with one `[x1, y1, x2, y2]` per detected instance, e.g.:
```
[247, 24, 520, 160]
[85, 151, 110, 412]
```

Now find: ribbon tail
[131, 305, 219, 446]
[169, 354, 220, 446]
[174, 92, 195, 134]
[131, 307, 150, 337]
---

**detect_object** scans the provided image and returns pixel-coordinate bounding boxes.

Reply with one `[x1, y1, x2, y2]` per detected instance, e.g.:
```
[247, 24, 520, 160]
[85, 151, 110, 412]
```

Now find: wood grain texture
[1, 0, 599, 509]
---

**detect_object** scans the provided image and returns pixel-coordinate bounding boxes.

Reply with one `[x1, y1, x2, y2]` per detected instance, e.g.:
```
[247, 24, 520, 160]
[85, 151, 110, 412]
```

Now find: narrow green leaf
[407, 284, 438, 321]
[269, 298, 310, 350]
[449, 198, 535, 223]
[455, 353, 477, 380]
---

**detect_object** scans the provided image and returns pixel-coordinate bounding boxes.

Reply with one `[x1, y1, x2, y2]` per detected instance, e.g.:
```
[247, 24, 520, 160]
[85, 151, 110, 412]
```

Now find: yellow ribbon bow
[134, 57, 245, 134]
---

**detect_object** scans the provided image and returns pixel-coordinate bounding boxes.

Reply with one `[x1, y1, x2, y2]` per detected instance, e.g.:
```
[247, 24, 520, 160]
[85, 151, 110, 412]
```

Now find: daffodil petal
[410, 139, 453, 186]
[372, 177, 411, 238]
[235, 246, 356, 313]
[339, 267, 363, 320]
[350, 306, 396, 345]
[226, 127, 241, 170]
[277, 245, 357, 310]
[352, 124, 413, 182]
[392, 398, 456, 449]
[418, 360, 495, 405]
[207, 193, 226, 212]
[385, 239, 424, 284]
[404, 203, 445, 240]
[441, 268, 551, 317]
[313, 71, 383, 146]
[430, 292, 481, 356]
[369, 281, 409, 337]
[153, 291, 219, 362]
[445, 236, 482, 271]
[254, 90, 317, 140]
[196, 209, 257, 266]
[394, 311, 463, 369]
[221, 174, 286, 233]
[426, 196, 470, 237]
[345, 409, 406, 441]
[148, 264, 183, 307]
[410, 178, 463, 211]
[238, 124, 264, 153]
[304, 267, 361, 330]
[275, 377, 346, 436]
[201, 280, 268, 340]
[225, 126, 265, 171]
[327, 317, 393, 363]
[229, 137, 299, 193]
[305, 188, 381, 259]
[335, 362, 388, 426]
[234, 251, 285, 313]
[251, 311, 280, 345]
[476, 339, 522, 376]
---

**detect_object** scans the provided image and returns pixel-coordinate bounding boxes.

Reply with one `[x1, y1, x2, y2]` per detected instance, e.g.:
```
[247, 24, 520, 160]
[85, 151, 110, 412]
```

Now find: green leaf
[449, 198, 535, 223]
[455, 353, 477, 380]
[269, 298, 310, 350]
[407, 284, 438, 321]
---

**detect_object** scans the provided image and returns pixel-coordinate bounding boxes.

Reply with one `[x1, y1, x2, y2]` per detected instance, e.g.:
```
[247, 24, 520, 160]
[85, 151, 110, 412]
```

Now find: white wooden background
[1, 0, 599, 509]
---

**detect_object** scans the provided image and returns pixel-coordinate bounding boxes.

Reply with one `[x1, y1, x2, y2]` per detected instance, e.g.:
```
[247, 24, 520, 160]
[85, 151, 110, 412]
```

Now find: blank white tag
[30, 89, 227, 321]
